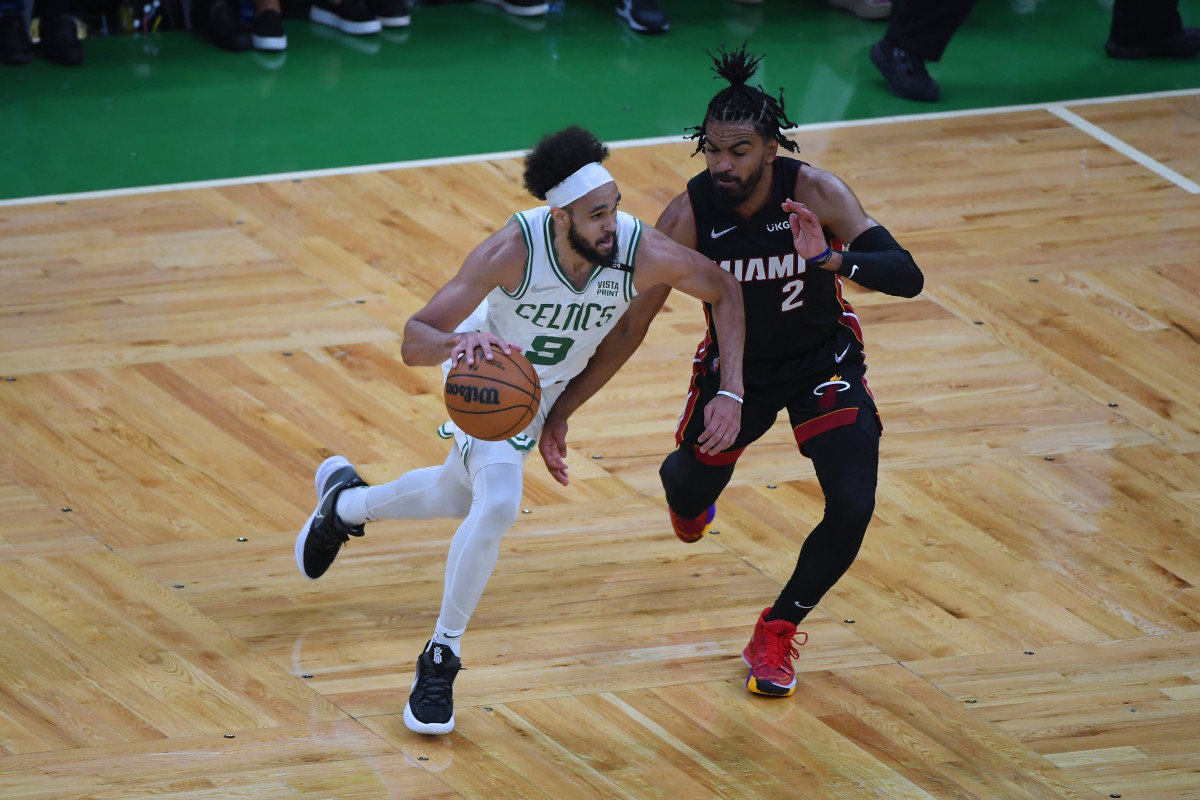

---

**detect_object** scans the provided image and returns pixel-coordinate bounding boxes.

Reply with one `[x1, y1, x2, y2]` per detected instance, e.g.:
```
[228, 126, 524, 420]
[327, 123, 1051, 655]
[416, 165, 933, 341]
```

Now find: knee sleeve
[467, 462, 523, 539]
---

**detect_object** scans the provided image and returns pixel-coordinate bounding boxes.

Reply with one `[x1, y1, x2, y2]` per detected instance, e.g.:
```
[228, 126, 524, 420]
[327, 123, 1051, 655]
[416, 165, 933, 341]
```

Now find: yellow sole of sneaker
[746, 675, 796, 697]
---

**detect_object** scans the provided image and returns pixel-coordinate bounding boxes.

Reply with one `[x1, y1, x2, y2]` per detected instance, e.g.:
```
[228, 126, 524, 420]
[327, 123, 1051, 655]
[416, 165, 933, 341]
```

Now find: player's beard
[711, 159, 766, 211]
[568, 218, 619, 268]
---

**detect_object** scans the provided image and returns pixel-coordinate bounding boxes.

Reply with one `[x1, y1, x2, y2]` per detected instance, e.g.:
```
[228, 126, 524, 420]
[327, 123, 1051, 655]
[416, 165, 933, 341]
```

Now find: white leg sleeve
[338, 449, 472, 524]
[436, 458, 524, 634]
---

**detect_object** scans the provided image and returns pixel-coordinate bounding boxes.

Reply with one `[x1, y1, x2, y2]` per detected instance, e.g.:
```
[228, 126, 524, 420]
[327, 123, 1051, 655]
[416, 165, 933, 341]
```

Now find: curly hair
[689, 45, 799, 154]
[523, 126, 611, 200]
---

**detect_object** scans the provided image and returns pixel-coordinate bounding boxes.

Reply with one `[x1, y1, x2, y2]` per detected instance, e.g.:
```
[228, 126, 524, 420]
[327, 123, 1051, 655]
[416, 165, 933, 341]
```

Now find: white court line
[1047, 104, 1200, 195]
[2, 87, 1198, 208]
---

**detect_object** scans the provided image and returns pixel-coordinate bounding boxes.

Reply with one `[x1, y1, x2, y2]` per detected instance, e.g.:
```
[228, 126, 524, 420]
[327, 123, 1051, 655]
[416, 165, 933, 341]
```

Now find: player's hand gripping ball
[444, 349, 541, 441]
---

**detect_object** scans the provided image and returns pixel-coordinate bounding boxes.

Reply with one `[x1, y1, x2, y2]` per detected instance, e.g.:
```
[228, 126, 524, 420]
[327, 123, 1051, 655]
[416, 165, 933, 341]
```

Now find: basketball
[444, 349, 541, 441]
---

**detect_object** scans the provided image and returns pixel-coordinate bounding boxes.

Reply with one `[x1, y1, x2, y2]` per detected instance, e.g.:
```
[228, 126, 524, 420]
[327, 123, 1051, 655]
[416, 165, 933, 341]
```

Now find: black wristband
[806, 245, 833, 267]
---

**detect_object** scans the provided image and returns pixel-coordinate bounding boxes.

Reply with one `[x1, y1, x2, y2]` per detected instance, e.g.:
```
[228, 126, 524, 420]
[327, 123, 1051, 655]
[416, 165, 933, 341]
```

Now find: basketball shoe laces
[415, 656, 461, 710]
[756, 625, 801, 674]
[312, 516, 355, 554]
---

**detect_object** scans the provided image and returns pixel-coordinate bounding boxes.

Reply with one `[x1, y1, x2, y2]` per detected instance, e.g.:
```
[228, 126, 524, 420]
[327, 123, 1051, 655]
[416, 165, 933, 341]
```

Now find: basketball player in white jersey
[294, 126, 746, 735]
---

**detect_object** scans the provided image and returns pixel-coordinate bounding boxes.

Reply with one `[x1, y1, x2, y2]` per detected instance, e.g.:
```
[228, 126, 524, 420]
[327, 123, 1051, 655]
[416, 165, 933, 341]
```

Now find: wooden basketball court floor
[2, 93, 1199, 800]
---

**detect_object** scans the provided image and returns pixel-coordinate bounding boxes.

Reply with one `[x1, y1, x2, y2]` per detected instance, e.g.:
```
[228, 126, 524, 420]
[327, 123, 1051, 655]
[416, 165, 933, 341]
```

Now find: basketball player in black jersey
[539, 45, 923, 698]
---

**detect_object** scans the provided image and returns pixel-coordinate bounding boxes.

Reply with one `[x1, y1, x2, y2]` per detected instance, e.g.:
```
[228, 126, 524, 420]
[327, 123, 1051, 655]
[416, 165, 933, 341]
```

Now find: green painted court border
[5, 85, 1197, 208]
[2, 0, 1198, 203]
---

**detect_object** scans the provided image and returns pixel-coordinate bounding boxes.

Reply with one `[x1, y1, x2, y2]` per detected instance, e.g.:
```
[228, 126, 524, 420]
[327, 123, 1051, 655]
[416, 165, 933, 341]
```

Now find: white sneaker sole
[404, 701, 454, 734]
[295, 455, 352, 579]
[310, 7, 382, 34]
[253, 34, 287, 50]
[479, 0, 547, 17]
[295, 510, 319, 578]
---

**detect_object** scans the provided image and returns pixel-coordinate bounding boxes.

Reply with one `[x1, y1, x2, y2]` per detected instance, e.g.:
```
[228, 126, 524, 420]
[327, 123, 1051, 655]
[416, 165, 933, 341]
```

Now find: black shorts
[674, 335, 881, 466]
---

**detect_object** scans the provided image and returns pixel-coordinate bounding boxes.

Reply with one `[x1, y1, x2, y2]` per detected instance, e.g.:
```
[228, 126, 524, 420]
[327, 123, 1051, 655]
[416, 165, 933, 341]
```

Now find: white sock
[433, 623, 466, 657]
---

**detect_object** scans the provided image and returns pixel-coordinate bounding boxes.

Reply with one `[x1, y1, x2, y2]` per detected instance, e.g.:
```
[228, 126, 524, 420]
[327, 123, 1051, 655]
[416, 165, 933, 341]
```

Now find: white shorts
[438, 381, 566, 478]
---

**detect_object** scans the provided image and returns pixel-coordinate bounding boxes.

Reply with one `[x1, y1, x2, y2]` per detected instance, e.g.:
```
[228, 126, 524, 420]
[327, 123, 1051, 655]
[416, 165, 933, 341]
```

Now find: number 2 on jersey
[781, 279, 805, 312]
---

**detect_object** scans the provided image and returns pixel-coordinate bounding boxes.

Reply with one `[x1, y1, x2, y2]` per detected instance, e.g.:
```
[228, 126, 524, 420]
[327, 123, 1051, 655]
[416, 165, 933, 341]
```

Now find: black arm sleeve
[834, 225, 924, 298]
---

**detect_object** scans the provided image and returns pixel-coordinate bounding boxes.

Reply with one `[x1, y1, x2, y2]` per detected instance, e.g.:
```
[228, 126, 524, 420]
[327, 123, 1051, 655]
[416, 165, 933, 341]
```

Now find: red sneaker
[669, 504, 715, 543]
[741, 607, 807, 696]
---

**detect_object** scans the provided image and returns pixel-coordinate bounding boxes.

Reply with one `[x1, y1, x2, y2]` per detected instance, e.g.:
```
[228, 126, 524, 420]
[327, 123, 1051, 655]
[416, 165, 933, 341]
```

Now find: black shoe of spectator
[198, 0, 253, 51]
[252, 9, 287, 50]
[478, 0, 548, 17]
[616, 0, 668, 33]
[310, 0, 381, 35]
[870, 40, 939, 102]
[1, 10, 35, 65]
[1105, 26, 1200, 59]
[39, 14, 83, 66]
[367, 0, 410, 27]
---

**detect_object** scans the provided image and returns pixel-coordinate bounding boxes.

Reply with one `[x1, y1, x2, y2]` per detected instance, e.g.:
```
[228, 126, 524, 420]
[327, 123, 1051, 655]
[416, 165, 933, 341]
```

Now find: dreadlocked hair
[688, 45, 799, 155]
[523, 126, 611, 200]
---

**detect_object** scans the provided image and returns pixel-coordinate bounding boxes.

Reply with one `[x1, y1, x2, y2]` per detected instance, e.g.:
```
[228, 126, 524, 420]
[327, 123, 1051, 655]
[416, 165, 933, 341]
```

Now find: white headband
[544, 162, 615, 209]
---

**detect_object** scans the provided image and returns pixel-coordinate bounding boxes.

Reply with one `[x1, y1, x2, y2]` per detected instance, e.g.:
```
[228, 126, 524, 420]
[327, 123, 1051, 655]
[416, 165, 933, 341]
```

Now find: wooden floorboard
[1, 96, 1199, 798]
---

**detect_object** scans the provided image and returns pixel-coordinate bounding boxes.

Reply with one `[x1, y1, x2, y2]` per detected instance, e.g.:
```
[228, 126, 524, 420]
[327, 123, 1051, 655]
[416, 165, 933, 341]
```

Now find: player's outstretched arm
[401, 221, 528, 367]
[539, 285, 671, 486]
[634, 226, 746, 456]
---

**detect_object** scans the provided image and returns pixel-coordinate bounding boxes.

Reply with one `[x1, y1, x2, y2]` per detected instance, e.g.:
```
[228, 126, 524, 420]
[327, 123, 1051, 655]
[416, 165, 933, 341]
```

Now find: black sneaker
[403, 641, 462, 735]
[38, 13, 84, 65]
[478, 0, 548, 18]
[616, 0, 668, 33]
[252, 10, 287, 51]
[197, 0, 253, 52]
[367, 0, 410, 27]
[869, 40, 939, 102]
[295, 456, 368, 579]
[1, 11, 34, 65]
[310, 0, 381, 35]
[1105, 27, 1200, 60]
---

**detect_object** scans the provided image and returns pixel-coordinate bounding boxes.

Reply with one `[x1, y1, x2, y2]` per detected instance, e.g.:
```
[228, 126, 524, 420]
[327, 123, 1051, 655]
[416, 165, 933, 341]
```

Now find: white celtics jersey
[470, 206, 642, 386]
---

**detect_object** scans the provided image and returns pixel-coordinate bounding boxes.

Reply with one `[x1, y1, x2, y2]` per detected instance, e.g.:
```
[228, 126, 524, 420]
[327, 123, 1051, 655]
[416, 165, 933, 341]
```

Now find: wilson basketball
[444, 349, 541, 441]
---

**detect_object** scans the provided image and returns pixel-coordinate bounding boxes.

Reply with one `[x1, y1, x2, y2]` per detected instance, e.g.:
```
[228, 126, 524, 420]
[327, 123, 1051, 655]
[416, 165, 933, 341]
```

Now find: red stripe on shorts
[793, 407, 859, 453]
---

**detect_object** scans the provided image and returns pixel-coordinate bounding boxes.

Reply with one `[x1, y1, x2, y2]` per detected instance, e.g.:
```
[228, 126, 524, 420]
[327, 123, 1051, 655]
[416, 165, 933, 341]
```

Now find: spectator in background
[1105, 0, 1200, 59]
[38, 0, 83, 64]
[309, 0, 411, 38]
[192, 0, 249, 51]
[869, 0, 978, 102]
[870, 0, 1198, 103]
[728, 0, 891, 21]
[1, 0, 34, 64]
[478, 1, 670, 35]
[616, 0, 668, 33]
[192, 0, 409, 52]
[250, 0, 287, 50]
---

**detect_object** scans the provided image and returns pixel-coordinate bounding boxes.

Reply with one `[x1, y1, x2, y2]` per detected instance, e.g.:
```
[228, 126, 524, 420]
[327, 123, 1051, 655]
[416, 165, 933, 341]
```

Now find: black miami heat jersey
[688, 157, 862, 369]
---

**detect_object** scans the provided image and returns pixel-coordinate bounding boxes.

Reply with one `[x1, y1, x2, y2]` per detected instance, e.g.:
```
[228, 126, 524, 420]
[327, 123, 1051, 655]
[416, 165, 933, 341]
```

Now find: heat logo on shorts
[814, 374, 851, 412]
[813, 375, 851, 396]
